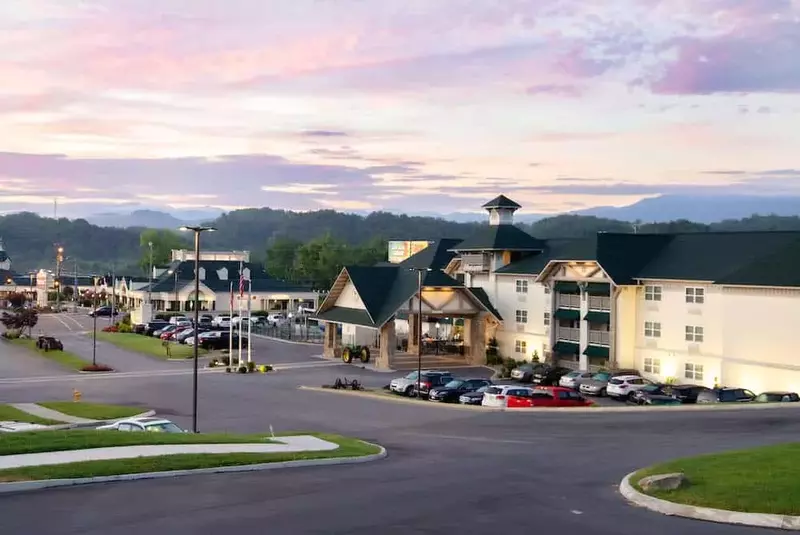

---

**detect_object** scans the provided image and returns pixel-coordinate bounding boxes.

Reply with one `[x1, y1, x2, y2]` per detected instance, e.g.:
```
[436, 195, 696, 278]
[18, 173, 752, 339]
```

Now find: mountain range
[82, 194, 800, 228]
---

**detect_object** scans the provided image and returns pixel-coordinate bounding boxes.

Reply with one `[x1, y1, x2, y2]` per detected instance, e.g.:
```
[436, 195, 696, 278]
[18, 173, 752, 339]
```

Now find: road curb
[298, 386, 800, 413]
[0, 443, 387, 495]
[619, 472, 800, 530]
[46, 409, 157, 430]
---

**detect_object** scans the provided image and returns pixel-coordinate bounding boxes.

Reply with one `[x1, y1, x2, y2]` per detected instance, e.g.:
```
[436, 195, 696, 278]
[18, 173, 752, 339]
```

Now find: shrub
[531, 350, 540, 363]
[252, 310, 269, 317]
[503, 357, 518, 371]
[2, 328, 21, 339]
[220, 356, 230, 366]
[225, 367, 232, 373]
[117, 322, 132, 333]
[81, 364, 114, 372]
[120, 313, 132, 325]
[238, 366, 248, 374]
[208, 359, 218, 368]
[247, 361, 256, 372]
[102, 325, 119, 333]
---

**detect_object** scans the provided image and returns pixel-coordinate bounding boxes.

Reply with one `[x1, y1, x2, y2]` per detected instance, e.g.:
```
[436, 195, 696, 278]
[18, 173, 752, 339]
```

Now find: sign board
[387, 241, 431, 264]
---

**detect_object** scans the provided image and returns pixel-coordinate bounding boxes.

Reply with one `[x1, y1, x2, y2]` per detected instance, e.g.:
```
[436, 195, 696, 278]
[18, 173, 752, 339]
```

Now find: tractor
[340, 345, 370, 364]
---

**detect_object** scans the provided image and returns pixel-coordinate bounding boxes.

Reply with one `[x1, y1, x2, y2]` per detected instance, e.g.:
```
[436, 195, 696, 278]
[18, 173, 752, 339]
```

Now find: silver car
[559, 371, 594, 389]
[579, 370, 639, 397]
[389, 370, 451, 396]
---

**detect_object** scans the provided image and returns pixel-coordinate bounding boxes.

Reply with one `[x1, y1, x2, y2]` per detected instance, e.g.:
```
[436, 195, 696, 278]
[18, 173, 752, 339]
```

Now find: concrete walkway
[0, 435, 340, 470]
[8, 403, 96, 424]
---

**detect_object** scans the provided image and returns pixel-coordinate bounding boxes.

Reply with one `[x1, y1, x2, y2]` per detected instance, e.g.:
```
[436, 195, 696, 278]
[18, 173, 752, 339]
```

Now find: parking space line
[63, 315, 85, 329]
[52, 315, 74, 331]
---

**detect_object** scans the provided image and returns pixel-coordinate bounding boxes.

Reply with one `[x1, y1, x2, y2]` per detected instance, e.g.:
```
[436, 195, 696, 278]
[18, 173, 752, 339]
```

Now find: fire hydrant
[73, 389, 82, 402]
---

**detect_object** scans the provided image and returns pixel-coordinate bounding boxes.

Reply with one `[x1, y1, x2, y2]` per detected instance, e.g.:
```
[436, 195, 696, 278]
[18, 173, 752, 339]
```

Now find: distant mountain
[573, 195, 800, 223]
[86, 209, 223, 229]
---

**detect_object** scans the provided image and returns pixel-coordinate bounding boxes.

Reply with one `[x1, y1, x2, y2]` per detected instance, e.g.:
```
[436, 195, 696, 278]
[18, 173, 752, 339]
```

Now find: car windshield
[565, 371, 580, 378]
[592, 373, 610, 381]
[404, 372, 419, 380]
[145, 422, 184, 433]
[517, 364, 533, 371]
[475, 386, 490, 393]
[444, 380, 465, 388]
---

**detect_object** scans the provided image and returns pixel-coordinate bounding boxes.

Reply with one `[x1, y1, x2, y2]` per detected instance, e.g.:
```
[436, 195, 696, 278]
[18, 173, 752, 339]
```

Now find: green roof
[584, 311, 610, 323]
[553, 341, 579, 354]
[450, 224, 545, 252]
[496, 238, 597, 275]
[482, 195, 521, 210]
[554, 308, 580, 320]
[142, 260, 311, 294]
[398, 238, 463, 271]
[583, 345, 609, 358]
[313, 307, 374, 328]
[467, 287, 503, 321]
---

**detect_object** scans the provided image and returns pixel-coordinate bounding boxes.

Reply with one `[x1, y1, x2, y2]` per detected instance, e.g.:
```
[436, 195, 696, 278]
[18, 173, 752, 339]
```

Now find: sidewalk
[8, 403, 96, 424]
[0, 435, 340, 470]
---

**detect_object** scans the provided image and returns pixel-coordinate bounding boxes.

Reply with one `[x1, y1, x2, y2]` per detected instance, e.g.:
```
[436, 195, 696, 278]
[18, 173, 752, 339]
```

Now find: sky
[1, 0, 799, 218]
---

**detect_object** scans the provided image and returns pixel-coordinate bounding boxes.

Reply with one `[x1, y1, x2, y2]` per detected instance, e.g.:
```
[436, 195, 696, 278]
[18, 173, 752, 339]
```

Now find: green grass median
[633, 442, 800, 515]
[0, 432, 381, 482]
[95, 332, 208, 359]
[8, 338, 89, 371]
[0, 405, 62, 426]
[37, 402, 144, 421]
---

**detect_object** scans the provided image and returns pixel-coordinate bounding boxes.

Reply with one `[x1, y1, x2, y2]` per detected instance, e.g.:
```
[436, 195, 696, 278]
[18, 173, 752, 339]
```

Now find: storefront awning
[554, 308, 581, 321]
[583, 311, 610, 324]
[585, 282, 611, 296]
[554, 281, 580, 294]
[583, 345, 609, 358]
[553, 341, 579, 354]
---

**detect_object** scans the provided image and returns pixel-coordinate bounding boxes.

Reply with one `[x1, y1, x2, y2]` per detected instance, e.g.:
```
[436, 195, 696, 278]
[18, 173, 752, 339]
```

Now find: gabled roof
[482, 195, 521, 210]
[496, 238, 596, 275]
[399, 238, 463, 270]
[450, 225, 545, 252]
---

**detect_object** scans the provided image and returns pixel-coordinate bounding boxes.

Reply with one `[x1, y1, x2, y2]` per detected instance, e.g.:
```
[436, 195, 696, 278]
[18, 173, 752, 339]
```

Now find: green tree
[351, 237, 387, 266]
[265, 237, 302, 281]
[1, 307, 38, 336]
[295, 233, 347, 289]
[139, 230, 187, 273]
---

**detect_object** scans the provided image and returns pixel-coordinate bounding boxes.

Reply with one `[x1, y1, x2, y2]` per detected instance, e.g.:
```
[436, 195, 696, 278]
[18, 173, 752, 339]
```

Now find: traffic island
[6, 338, 112, 372]
[94, 332, 209, 360]
[0, 405, 64, 426]
[621, 443, 800, 530]
[0, 431, 385, 492]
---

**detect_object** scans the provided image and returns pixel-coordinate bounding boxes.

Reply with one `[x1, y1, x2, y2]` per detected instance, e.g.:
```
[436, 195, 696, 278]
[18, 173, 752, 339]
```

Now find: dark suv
[696, 387, 756, 404]
[413, 372, 457, 399]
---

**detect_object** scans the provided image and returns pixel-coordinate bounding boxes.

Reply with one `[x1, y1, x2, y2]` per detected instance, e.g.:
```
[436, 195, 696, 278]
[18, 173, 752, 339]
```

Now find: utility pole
[73, 261, 78, 312]
[55, 245, 64, 311]
[148, 241, 154, 303]
[110, 264, 116, 322]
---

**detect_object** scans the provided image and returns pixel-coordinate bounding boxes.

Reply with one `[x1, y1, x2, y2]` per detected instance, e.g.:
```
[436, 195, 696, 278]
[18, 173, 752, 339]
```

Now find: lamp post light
[55, 246, 64, 311]
[408, 267, 432, 397]
[180, 225, 216, 434]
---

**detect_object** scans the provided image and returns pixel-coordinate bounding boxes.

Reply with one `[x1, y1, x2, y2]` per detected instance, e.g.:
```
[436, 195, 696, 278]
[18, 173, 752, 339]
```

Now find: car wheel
[599, 388, 607, 397]
[627, 392, 636, 402]
[405, 386, 415, 397]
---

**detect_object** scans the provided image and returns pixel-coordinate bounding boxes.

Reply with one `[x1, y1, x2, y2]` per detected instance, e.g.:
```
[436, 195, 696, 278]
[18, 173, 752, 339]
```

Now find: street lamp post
[55, 246, 64, 312]
[408, 267, 431, 397]
[92, 276, 100, 366]
[180, 225, 216, 433]
[148, 241, 154, 303]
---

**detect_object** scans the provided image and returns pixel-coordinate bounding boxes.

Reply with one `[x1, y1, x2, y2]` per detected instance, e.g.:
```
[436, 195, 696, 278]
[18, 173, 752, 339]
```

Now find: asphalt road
[1, 317, 797, 534]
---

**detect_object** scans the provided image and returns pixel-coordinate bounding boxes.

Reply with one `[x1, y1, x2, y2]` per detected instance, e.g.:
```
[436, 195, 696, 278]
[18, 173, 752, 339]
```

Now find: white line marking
[51, 315, 73, 331]
[397, 432, 540, 445]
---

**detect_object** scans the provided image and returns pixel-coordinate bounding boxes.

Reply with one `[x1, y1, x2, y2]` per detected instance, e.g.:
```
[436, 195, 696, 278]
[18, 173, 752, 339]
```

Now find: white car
[169, 315, 189, 325]
[231, 316, 259, 326]
[481, 385, 534, 407]
[266, 313, 287, 325]
[606, 375, 652, 400]
[212, 315, 231, 327]
[96, 417, 185, 433]
[0, 421, 49, 433]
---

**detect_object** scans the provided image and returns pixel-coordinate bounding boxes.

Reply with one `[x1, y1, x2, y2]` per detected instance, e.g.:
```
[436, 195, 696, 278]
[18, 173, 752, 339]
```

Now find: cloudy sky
[1, 0, 799, 217]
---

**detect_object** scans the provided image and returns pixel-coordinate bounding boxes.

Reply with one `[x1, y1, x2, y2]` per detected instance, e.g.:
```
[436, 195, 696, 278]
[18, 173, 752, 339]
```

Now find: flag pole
[247, 279, 252, 363]
[238, 261, 243, 369]
[228, 281, 233, 365]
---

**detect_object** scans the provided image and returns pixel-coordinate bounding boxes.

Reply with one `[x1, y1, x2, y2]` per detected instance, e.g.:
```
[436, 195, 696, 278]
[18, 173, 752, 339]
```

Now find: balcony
[557, 326, 580, 342]
[556, 293, 581, 309]
[461, 253, 489, 273]
[588, 295, 611, 311]
[588, 330, 610, 346]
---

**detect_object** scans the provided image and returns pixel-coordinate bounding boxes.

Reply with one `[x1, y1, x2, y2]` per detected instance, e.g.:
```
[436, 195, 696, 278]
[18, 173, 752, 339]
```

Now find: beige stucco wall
[614, 286, 638, 369]
[334, 281, 366, 309]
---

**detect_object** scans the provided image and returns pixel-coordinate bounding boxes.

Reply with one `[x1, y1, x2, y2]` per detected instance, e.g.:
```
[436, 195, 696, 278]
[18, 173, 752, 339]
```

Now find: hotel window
[685, 287, 705, 304]
[644, 285, 662, 301]
[543, 312, 551, 326]
[515, 310, 528, 324]
[685, 363, 704, 381]
[515, 340, 527, 354]
[644, 321, 661, 338]
[644, 357, 661, 374]
[685, 325, 704, 342]
[516, 280, 528, 294]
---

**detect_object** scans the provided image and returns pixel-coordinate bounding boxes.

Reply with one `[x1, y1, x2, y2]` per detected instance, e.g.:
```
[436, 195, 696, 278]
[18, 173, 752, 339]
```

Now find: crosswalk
[0, 360, 345, 386]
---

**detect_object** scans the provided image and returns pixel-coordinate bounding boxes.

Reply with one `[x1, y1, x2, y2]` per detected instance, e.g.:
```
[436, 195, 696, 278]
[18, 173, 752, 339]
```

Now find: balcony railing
[588, 330, 610, 346]
[556, 293, 581, 308]
[588, 295, 611, 311]
[557, 327, 580, 342]
[461, 253, 489, 273]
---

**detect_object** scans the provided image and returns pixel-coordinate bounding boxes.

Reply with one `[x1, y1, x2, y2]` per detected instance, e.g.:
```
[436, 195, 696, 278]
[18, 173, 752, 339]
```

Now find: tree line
[4, 208, 800, 276]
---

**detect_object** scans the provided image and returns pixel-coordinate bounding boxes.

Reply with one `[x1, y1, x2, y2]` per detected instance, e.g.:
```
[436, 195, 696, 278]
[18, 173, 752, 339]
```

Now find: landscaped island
[95, 332, 208, 359]
[0, 430, 381, 482]
[632, 443, 800, 516]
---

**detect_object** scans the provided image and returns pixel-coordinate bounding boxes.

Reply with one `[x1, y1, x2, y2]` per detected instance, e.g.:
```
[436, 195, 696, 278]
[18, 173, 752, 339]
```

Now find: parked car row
[388, 370, 596, 408]
[132, 319, 249, 350]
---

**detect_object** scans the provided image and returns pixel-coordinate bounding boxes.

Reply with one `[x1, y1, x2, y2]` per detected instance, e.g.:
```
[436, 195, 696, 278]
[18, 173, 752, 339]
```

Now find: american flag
[239, 271, 245, 297]
[229, 282, 234, 310]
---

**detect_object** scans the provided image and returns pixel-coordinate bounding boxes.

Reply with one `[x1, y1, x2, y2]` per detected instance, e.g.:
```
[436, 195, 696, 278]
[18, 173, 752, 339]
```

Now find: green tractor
[341, 345, 370, 364]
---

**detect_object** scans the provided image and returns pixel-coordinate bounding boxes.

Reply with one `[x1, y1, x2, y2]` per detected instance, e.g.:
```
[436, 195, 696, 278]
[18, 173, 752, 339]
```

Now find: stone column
[322, 322, 340, 358]
[377, 321, 396, 370]
[407, 313, 419, 354]
[464, 316, 486, 365]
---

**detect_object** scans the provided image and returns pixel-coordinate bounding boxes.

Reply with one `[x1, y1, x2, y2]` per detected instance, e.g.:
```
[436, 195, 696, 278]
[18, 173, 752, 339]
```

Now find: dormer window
[198, 267, 206, 280]
[217, 267, 228, 280]
[243, 267, 251, 280]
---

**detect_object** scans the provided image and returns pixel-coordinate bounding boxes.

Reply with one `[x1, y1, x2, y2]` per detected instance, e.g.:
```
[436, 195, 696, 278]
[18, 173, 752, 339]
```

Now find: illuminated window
[515, 340, 527, 354]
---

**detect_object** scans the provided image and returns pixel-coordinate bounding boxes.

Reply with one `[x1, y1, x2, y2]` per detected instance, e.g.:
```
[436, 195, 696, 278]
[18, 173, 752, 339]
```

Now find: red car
[506, 386, 594, 408]
[161, 326, 191, 341]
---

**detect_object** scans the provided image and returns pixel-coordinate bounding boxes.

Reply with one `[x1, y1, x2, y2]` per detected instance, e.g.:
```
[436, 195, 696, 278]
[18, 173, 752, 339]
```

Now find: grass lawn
[0, 432, 380, 482]
[37, 402, 144, 421]
[95, 332, 207, 359]
[8, 338, 89, 371]
[633, 443, 800, 515]
[0, 404, 62, 425]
